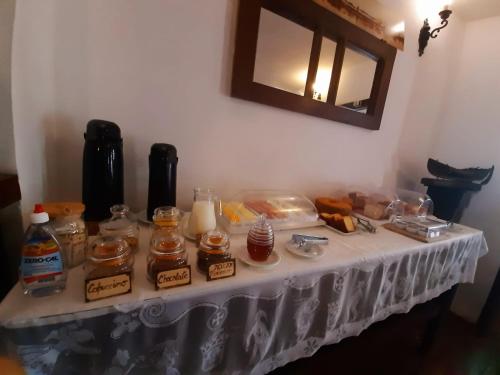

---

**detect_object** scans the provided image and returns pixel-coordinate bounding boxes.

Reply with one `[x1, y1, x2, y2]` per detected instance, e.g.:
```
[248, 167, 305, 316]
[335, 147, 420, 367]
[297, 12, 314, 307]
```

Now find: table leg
[419, 284, 459, 355]
[477, 268, 500, 337]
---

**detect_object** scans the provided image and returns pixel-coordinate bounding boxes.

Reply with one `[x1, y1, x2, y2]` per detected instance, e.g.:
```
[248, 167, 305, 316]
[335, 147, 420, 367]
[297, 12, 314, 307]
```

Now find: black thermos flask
[82, 119, 124, 221]
[147, 143, 178, 221]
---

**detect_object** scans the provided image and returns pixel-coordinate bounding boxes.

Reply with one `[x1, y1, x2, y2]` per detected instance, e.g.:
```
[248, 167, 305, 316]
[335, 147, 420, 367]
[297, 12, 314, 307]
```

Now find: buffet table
[0, 224, 488, 375]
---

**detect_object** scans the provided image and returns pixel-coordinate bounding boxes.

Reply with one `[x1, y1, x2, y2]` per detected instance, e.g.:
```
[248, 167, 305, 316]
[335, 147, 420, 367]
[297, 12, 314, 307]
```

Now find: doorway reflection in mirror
[335, 47, 377, 114]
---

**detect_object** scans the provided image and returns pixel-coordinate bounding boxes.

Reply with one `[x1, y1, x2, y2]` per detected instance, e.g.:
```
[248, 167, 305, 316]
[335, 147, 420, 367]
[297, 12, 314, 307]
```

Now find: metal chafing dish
[393, 216, 451, 239]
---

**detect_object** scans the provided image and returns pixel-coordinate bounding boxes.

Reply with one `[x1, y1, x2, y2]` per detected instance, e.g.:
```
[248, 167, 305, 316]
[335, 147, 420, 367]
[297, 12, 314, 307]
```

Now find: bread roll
[363, 203, 386, 220]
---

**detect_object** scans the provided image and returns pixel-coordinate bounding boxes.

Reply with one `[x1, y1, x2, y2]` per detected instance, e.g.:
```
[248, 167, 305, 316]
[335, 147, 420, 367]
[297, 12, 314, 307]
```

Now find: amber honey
[247, 240, 273, 261]
[246, 215, 274, 262]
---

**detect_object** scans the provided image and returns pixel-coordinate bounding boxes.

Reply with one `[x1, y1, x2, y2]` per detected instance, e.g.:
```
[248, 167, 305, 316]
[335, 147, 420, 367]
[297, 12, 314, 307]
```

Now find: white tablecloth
[0, 224, 488, 375]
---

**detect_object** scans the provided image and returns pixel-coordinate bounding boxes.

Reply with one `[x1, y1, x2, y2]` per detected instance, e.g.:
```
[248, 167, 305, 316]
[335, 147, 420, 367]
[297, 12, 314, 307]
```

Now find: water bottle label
[21, 240, 64, 284]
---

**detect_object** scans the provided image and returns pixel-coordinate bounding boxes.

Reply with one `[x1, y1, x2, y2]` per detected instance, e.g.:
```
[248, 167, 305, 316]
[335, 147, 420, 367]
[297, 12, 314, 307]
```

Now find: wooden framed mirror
[231, 0, 397, 130]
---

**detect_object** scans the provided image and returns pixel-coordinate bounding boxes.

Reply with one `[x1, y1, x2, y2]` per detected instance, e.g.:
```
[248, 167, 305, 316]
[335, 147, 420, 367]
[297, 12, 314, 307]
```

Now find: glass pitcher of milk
[188, 188, 218, 239]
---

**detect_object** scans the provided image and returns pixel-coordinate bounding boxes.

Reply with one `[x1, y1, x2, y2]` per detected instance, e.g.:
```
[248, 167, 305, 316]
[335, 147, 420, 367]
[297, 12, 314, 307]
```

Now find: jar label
[155, 265, 192, 290]
[85, 272, 132, 302]
[207, 259, 236, 281]
[21, 240, 64, 285]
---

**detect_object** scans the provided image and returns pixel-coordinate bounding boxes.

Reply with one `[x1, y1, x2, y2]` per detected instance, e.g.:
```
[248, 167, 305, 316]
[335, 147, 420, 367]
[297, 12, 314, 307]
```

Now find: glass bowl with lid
[85, 235, 134, 280]
[152, 206, 182, 231]
[147, 229, 187, 282]
[197, 229, 231, 274]
[99, 204, 139, 252]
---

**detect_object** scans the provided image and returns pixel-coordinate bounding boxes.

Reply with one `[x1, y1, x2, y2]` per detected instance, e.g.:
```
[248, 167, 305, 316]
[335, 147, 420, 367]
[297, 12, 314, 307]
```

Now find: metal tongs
[292, 234, 329, 248]
[355, 217, 377, 233]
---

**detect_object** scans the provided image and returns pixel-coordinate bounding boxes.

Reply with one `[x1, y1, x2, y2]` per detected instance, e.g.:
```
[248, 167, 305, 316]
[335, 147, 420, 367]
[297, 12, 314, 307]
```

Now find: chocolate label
[85, 272, 131, 302]
[207, 259, 236, 281]
[155, 265, 191, 290]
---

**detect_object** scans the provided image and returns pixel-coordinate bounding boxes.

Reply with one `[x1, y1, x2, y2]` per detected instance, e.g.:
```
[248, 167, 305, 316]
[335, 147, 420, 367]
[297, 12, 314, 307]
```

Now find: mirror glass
[335, 47, 377, 114]
[313, 37, 337, 102]
[253, 8, 314, 96]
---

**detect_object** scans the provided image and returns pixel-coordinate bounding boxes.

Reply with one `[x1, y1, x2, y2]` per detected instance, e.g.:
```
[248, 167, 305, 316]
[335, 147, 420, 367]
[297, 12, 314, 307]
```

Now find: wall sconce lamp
[418, 6, 453, 56]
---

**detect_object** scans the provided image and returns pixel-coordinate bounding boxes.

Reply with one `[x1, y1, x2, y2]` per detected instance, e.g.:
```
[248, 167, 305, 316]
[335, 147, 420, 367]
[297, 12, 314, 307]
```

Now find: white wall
[429, 16, 500, 322]
[397, 14, 466, 192]
[11, 0, 419, 219]
[396, 13, 500, 322]
[11, 0, 56, 212]
[0, 0, 16, 173]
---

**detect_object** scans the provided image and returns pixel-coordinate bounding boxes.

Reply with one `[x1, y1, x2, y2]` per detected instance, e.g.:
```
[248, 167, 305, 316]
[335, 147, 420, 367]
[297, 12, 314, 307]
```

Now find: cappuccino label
[85, 273, 131, 302]
[155, 265, 191, 290]
[207, 259, 236, 281]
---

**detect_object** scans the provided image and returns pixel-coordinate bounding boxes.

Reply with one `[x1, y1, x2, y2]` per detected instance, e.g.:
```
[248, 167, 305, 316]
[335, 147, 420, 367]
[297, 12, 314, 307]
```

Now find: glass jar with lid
[197, 229, 231, 274]
[152, 206, 182, 231]
[247, 215, 274, 261]
[44, 202, 87, 268]
[99, 204, 139, 252]
[147, 228, 187, 282]
[85, 236, 134, 280]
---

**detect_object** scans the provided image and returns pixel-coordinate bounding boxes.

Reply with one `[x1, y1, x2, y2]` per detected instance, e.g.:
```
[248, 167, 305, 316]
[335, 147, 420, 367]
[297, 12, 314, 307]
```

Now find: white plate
[323, 224, 360, 236]
[237, 246, 281, 269]
[285, 240, 325, 259]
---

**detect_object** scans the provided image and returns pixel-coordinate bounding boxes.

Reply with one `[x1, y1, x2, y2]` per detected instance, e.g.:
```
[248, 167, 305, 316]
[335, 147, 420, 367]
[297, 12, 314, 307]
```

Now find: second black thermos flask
[147, 143, 178, 221]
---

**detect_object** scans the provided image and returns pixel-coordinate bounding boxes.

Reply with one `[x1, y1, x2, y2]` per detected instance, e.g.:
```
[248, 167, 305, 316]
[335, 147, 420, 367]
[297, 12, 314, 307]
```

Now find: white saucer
[237, 246, 281, 269]
[285, 240, 325, 259]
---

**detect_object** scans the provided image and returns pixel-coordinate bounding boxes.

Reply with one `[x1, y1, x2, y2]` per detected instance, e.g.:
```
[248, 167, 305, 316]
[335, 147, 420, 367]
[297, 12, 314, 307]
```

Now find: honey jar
[85, 236, 134, 280]
[247, 215, 274, 261]
[197, 230, 231, 274]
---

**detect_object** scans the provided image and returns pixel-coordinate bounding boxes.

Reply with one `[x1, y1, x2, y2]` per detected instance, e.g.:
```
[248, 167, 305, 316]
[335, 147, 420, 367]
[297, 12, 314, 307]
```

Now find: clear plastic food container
[219, 190, 321, 234]
[317, 189, 398, 221]
[393, 189, 434, 219]
[390, 190, 448, 240]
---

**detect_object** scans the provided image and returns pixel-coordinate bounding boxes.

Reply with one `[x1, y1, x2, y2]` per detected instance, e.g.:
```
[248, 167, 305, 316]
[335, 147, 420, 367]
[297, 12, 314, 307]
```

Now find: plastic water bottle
[20, 204, 67, 297]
